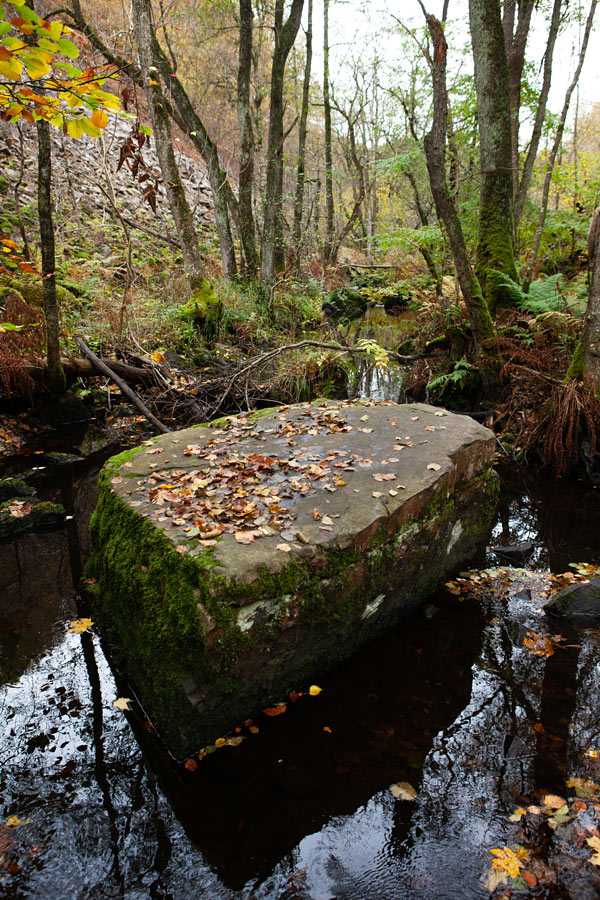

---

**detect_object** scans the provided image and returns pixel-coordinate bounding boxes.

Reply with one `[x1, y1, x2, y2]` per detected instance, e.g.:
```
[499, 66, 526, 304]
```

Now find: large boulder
[545, 579, 600, 622]
[88, 400, 498, 758]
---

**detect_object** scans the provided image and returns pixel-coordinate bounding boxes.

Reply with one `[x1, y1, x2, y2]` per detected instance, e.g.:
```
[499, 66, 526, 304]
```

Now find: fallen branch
[75, 337, 170, 433]
[24, 356, 151, 384]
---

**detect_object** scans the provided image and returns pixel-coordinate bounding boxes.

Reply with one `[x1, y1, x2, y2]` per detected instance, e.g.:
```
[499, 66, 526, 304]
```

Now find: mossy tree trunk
[469, 0, 519, 315]
[36, 119, 66, 396]
[579, 221, 600, 383]
[322, 0, 335, 263]
[260, 0, 304, 294]
[421, 11, 495, 357]
[132, 0, 205, 291]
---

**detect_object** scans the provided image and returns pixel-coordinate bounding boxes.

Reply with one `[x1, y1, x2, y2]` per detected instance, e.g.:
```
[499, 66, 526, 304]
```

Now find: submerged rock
[88, 400, 498, 758]
[545, 578, 600, 622]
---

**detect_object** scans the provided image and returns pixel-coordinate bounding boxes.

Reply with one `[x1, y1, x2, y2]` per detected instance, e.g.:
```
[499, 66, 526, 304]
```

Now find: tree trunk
[421, 11, 495, 356]
[237, 0, 259, 276]
[132, 0, 204, 290]
[36, 119, 66, 395]
[522, 0, 597, 293]
[503, 0, 535, 200]
[69, 0, 237, 278]
[513, 0, 562, 236]
[577, 217, 600, 381]
[469, 0, 519, 314]
[292, 0, 313, 265]
[260, 0, 304, 293]
[322, 0, 335, 262]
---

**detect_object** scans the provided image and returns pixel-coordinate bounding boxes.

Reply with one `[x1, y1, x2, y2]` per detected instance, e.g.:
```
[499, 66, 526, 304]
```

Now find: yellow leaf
[587, 835, 600, 866]
[113, 697, 133, 710]
[91, 108, 108, 128]
[214, 737, 226, 748]
[5, 815, 23, 826]
[23, 52, 51, 79]
[566, 776, 600, 798]
[309, 685, 322, 696]
[508, 807, 526, 822]
[390, 781, 417, 800]
[489, 846, 528, 879]
[66, 117, 84, 138]
[586, 749, 600, 758]
[0, 55, 23, 79]
[67, 617, 93, 633]
[542, 793, 566, 809]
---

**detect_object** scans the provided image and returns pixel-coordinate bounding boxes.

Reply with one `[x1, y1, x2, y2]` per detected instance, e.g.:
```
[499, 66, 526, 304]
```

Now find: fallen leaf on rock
[175, 545, 188, 554]
[360, 415, 369, 421]
[113, 697, 133, 710]
[373, 473, 396, 482]
[390, 781, 417, 800]
[322, 515, 334, 525]
[276, 543, 291, 552]
[249, 725, 259, 734]
[389, 490, 398, 497]
[215, 738, 226, 747]
[372, 491, 383, 498]
[110, 477, 122, 485]
[67, 618, 93, 634]
[264, 704, 287, 716]
[184, 758, 198, 772]
[313, 508, 321, 520]
[198, 539, 217, 547]
[309, 685, 323, 696]
[224, 735, 245, 747]
[434, 411, 445, 416]
[427, 463, 441, 471]
[145, 447, 163, 455]
[411, 416, 419, 421]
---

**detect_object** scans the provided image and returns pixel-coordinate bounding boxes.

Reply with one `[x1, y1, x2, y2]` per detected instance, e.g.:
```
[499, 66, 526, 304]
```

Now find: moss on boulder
[88, 400, 498, 758]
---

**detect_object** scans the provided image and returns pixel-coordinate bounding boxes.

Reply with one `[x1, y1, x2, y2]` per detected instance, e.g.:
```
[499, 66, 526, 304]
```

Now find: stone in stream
[88, 400, 498, 759]
[545, 578, 600, 622]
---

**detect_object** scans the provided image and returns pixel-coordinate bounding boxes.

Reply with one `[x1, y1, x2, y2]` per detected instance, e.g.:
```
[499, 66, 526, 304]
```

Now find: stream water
[2, 434, 600, 899]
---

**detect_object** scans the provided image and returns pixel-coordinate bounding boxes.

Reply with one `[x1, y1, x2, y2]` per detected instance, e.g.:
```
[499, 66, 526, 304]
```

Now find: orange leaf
[184, 758, 198, 772]
[264, 704, 286, 716]
[91, 108, 108, 128]
[522, 870, 537, 888]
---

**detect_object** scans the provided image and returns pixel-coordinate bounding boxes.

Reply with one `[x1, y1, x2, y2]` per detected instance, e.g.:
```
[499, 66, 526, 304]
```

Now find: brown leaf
[276, 543, 291, 552]
[175, 545, 188, 554]
[312, 508, 321, 520]
[373, 473, 396, 482]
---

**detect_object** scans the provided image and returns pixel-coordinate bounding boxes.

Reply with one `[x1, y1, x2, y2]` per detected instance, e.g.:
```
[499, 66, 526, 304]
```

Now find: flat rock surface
[109, 399, 494, 588]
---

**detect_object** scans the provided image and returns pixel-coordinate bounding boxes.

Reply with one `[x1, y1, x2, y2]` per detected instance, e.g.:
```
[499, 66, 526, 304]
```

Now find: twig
[211, 339, 420, 417]
[75, 337, 170, 433]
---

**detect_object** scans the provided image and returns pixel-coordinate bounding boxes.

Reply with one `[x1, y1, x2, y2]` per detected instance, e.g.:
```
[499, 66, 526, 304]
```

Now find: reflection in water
[2, 460, 600, 898]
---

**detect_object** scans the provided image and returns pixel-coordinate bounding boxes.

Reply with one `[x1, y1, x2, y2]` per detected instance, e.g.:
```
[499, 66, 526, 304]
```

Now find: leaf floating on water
[524, 631, 554, 657]
[113, 697, 133, 710]
[542, 793, 566, 810]
[566, 776, 600, 798]
[484, 868, 509, 892]
[522, 870, 538, 887]
[264, 704, 287, 716]
[309, 685, 322, 696]
[489, 845, 528, 878]
[427, 463, 441, 471]
[587, 835, 600, 866]
[67, 618, 93, 634]
[390, 781, 417, 801]
[509, 807, 527, 822]
[5, 816, 26, 827]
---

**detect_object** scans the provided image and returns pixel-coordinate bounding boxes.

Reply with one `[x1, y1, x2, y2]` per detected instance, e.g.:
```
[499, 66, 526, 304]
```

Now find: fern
[520, 275, 565, 315]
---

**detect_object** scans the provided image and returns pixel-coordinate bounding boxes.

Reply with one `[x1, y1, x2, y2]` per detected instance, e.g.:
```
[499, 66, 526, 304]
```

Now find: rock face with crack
[88, 400, 498, 758]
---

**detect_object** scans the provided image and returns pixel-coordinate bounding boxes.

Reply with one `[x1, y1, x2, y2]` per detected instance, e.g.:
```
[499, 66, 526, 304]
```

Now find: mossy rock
[1, 277, 79, 310]
[178, 278, 223, 337]
[0, 500, 65, 540]
[0, 477, 36, 503]
[88, 400, 498, 758]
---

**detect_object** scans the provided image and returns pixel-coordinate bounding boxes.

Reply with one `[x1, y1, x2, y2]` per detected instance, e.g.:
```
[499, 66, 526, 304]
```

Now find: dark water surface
[1, 446, 600, 899]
